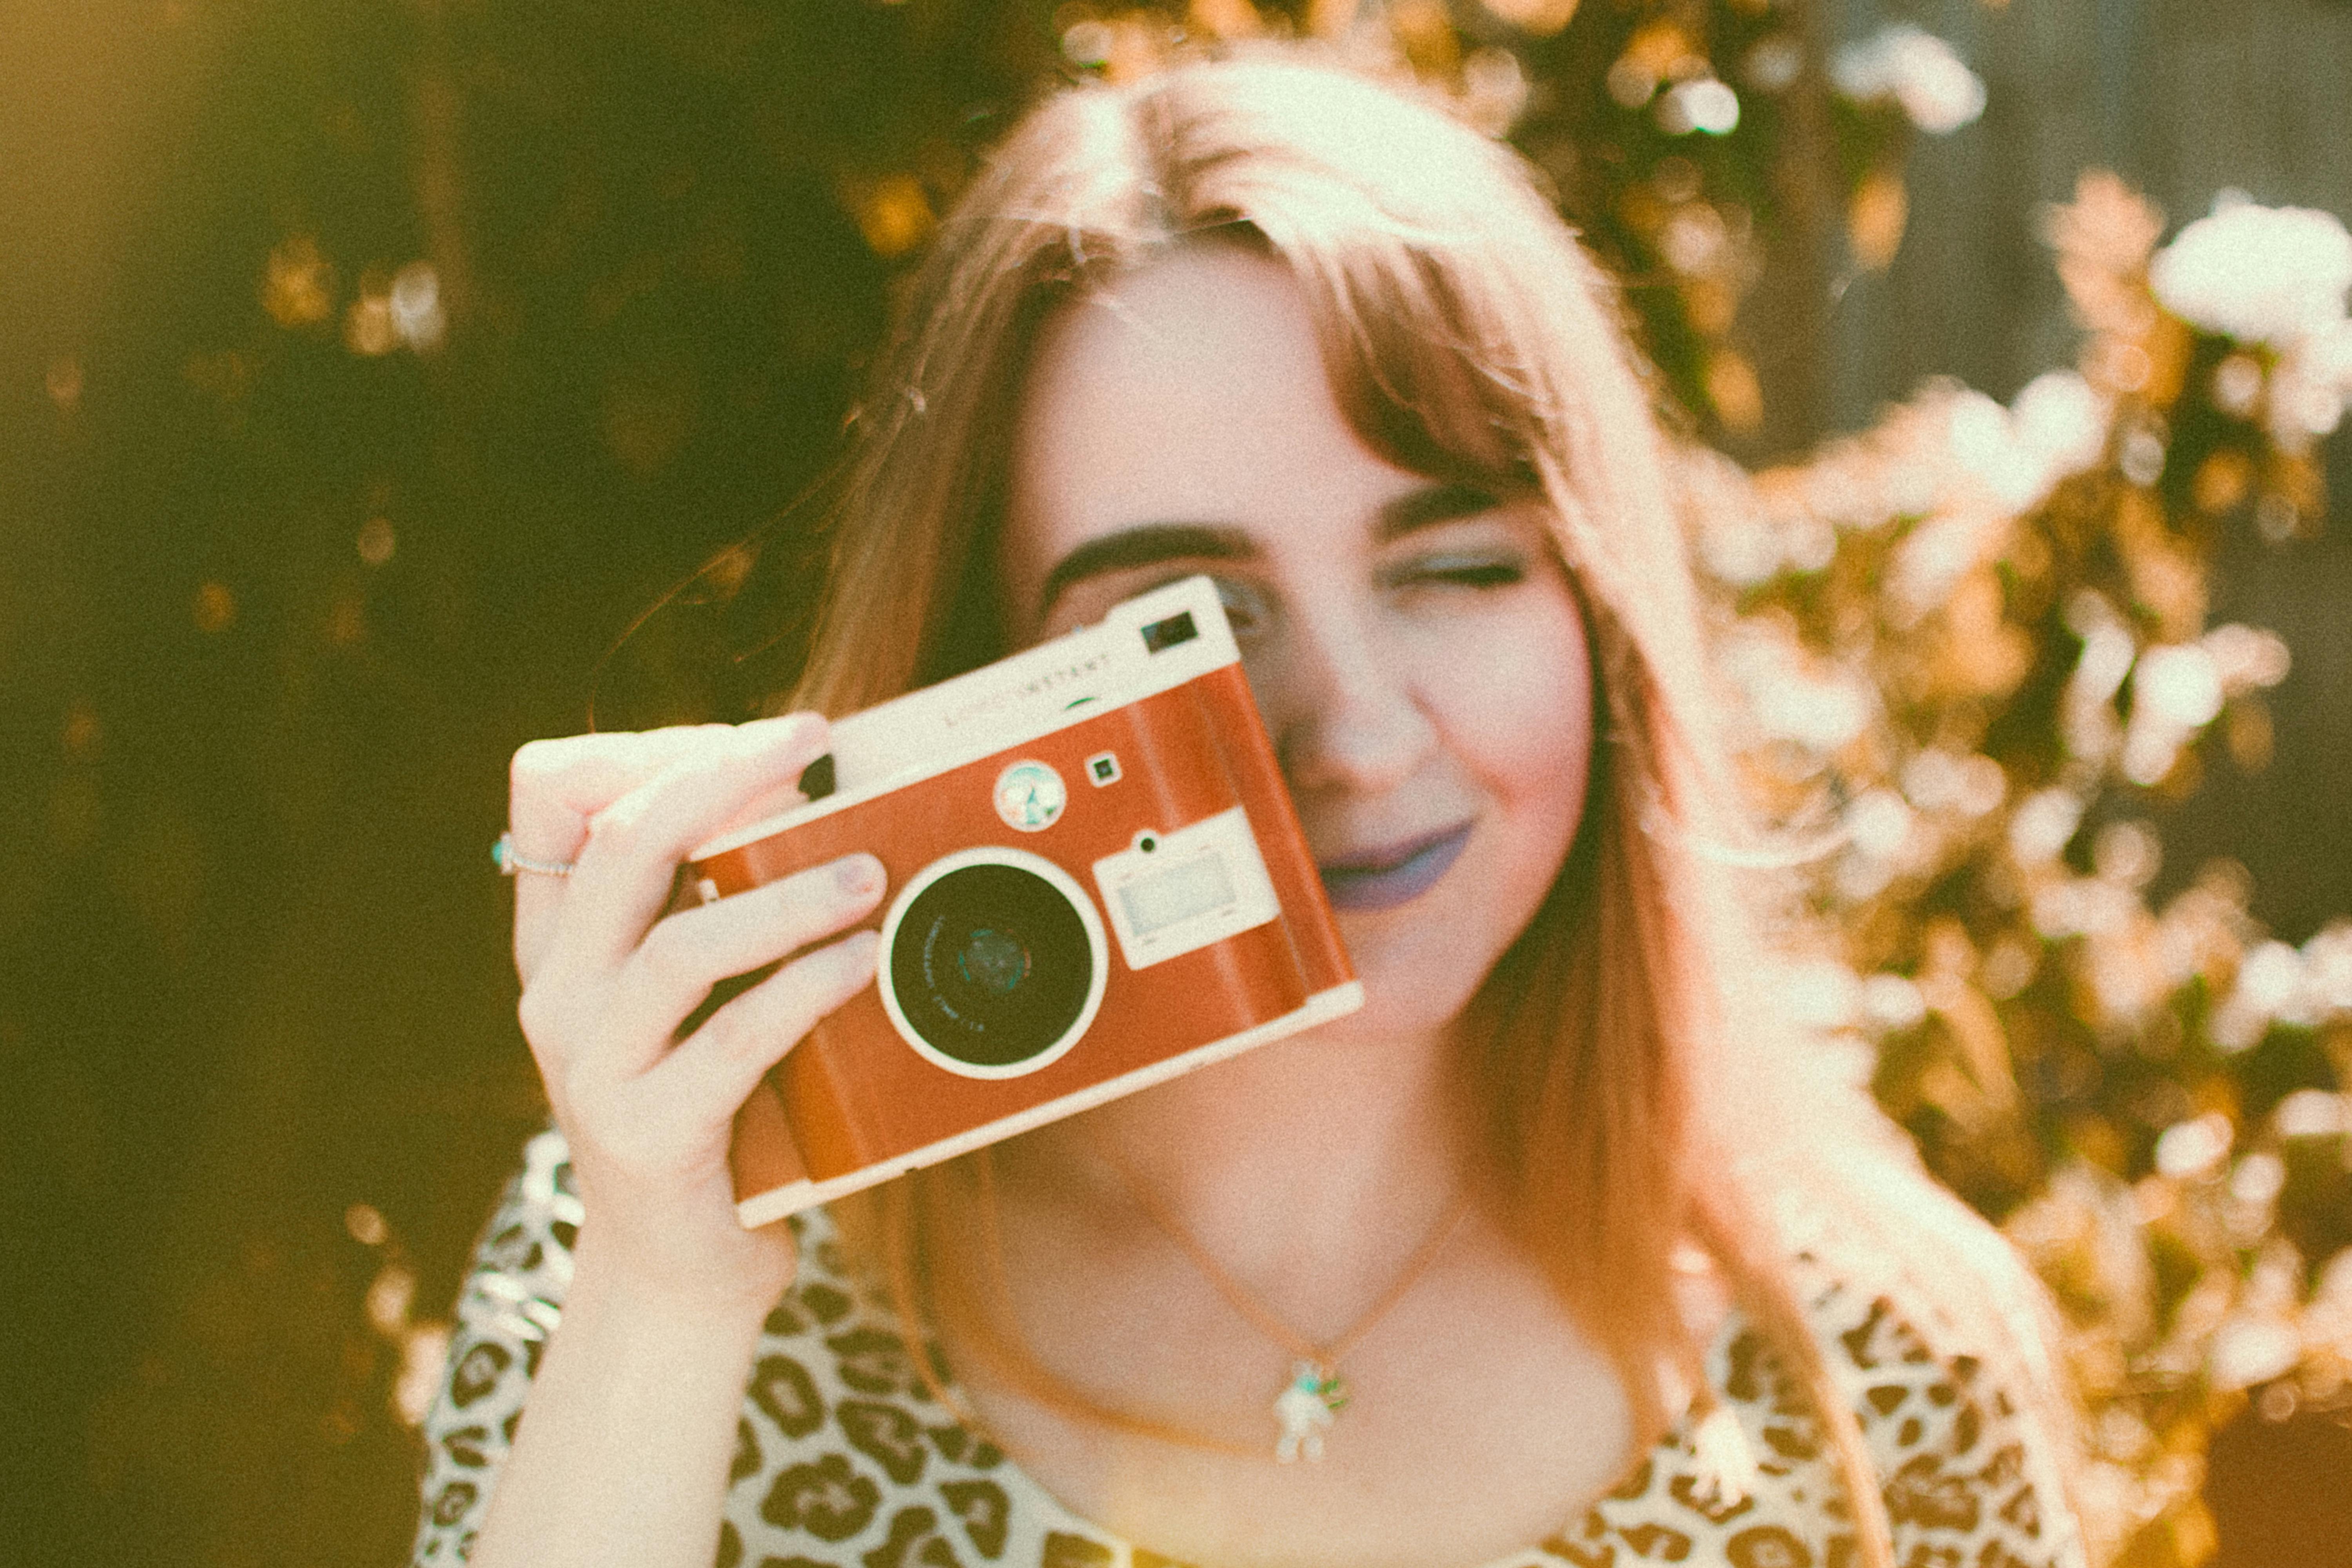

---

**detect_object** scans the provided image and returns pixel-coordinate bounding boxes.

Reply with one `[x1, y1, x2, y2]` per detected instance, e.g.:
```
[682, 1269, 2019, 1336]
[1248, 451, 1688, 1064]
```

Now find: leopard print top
[410, 1129, 2085, 1568]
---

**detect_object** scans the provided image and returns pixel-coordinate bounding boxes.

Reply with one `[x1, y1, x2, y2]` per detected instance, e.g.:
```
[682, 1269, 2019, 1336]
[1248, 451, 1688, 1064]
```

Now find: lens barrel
[886, 860, 1096, 1071]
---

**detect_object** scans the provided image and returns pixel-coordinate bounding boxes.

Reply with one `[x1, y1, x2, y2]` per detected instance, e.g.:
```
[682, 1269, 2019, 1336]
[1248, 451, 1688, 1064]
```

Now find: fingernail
[841, 929, 880, 970]
[742, 712, 818, 755]
[836, 855, 883, 898]
[761, 710, 824, 739]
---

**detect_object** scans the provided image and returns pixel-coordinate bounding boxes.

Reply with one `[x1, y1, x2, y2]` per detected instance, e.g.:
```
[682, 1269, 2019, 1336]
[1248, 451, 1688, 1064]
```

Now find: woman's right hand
[504, 711, 884, 1322]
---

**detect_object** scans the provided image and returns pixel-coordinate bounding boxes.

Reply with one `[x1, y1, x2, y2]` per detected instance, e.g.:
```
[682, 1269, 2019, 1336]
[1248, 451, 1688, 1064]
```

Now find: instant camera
[681, 575, 1363, 1226]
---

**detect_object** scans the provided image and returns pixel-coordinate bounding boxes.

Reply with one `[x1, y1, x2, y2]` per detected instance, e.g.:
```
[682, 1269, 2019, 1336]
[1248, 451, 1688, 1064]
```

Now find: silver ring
[494, 831, 575, 878]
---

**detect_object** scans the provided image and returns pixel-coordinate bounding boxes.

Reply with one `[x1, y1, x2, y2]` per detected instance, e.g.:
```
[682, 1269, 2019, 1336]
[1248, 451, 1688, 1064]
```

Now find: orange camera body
[682, 577, 1362, 1226]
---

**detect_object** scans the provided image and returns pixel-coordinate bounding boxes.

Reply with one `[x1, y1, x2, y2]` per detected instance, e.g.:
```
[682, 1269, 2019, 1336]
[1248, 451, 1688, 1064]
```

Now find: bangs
[1287, 233, 1545, 494]
[1118, 62, 1559, 493]
[970, 60, 1564, 502]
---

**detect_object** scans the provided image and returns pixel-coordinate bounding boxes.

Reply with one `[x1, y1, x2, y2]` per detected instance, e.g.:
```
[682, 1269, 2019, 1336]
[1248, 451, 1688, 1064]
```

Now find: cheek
[1457, 603, 1595, 833]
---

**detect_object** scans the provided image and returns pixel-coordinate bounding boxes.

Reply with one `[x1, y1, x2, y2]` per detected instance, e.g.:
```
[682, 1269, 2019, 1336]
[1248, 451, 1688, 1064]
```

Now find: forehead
[1004, 245, 1428, 559]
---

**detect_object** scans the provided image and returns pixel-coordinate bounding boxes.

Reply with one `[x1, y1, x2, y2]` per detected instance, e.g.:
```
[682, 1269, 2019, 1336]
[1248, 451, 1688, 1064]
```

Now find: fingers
[599, 854, 887, 1073]
[508, 715, 824, 981]
[500, 715, 861, 1308]
[550, 715, 834, 975]
[653, 929, 882, 1118]
[508, 724, 735, 855]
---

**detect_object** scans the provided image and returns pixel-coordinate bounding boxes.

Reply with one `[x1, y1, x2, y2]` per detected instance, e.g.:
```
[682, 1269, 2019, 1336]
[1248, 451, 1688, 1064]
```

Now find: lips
[1316, 824, 1474, 913]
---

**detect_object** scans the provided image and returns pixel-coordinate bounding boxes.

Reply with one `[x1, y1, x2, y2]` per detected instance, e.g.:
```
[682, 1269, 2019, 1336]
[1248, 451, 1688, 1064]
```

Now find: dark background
[2, 1, 2347, 1563]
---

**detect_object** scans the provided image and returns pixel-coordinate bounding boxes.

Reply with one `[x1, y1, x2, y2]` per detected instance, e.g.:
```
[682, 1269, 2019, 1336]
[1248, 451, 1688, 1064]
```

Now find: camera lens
[887, 861, 1097, 1072]
[954, 927, 1028, 996]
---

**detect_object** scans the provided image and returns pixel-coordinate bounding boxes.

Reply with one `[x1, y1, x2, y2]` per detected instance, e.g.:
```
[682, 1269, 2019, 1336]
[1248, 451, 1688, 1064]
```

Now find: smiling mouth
[1316, 824, 1474, 913]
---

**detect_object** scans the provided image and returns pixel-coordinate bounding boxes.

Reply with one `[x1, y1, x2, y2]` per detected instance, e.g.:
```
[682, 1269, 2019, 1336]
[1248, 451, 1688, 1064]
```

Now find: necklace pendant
[1273, 1361, 1348, 1463]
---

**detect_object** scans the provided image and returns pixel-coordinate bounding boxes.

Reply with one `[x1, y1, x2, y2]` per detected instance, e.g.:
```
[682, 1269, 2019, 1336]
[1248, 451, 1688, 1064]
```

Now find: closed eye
[1426, 561, 1524, 588]
[1387, 552, 1529, 592]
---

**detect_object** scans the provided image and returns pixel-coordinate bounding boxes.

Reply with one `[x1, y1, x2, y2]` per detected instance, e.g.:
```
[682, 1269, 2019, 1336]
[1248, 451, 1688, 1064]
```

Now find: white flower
[2009, 788, 2083, 866]
[2149, 196, 2352, 346]
[1941, 373, 2114, 515]
[2202, 623, 2292, 695]
[2238, 939, 2308, 1022]
[2305, 923, 2352, 1015]
[389, 262, 445, 352]
[1657, 77, 1740, 136]
[1845, 789, 1915, 864]
[2267, 319, 2352, 448]
[2154, 1112, 2232, 1179]
[2209, 1316, 2300, 1391]
[1947, 389, 2047, 511]
[1860, 971, 1928, 1031]
[1717, 628, 1873, 752]
[2134, 644, 2224, 729]
[2011, 369, 2111, 479]
[2274, 1088, 2348, 1139]
[1832, 25, 1986, 134]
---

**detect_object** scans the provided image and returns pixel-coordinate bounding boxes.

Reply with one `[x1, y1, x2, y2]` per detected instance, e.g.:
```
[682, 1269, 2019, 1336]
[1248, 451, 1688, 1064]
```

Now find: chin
[1320, 942, 1487, 1048]
[1311, 826, 1561, 1046]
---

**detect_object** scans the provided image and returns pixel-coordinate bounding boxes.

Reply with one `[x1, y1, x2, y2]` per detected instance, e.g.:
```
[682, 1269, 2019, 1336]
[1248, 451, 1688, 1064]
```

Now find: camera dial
[992, 759, 1066, 832]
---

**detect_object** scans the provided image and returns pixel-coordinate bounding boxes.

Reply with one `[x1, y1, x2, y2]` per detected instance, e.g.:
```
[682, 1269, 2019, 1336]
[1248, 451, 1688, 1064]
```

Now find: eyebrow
[1034, 481, 1501, 617]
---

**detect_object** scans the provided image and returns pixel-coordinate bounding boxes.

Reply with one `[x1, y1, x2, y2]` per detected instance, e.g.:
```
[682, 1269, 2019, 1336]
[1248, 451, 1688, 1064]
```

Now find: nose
[1261, 598, 1439, 797]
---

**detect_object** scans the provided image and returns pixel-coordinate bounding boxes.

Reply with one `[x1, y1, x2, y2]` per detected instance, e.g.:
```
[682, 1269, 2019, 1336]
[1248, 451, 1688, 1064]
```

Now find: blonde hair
[792, 51, 2081, 1568]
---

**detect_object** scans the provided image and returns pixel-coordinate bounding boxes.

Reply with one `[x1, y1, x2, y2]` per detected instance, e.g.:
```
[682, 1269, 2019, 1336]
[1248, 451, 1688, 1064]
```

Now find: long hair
[791, 51, 2080, 1568]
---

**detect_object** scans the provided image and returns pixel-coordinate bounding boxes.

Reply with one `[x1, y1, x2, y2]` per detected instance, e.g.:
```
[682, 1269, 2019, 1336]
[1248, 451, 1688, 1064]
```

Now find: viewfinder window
[1140, 611, 1198, 654]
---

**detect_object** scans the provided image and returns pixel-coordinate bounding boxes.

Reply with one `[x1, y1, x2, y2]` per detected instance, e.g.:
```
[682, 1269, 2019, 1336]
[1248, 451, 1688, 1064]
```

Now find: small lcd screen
[1140, 612, 1198, 654]
[1118, 853, 1235, 939]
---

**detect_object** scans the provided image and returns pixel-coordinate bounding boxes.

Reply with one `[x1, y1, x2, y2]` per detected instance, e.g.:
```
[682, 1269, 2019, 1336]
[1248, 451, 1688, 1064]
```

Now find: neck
[999, 1018, 1476, 1316]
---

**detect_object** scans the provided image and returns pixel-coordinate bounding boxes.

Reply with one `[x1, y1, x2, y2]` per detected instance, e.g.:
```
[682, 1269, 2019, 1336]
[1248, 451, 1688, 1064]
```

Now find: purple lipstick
[1318, 824, 1474, 913]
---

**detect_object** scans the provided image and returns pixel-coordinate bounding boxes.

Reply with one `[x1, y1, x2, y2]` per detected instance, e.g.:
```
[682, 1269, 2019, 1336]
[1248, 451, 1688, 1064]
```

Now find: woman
[416, 50, 2088, 1568]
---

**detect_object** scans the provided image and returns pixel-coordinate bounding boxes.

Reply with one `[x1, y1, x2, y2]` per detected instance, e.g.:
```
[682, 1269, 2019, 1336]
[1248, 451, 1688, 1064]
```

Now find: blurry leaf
[1847, 167, 1908, 272]
[848, 173, 936, 260]
[1481, 0, 1581, 37]
[262, 235, 337, 328]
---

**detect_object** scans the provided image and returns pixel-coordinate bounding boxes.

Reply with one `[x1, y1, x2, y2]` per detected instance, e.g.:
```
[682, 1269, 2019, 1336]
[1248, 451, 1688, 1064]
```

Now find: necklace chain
[959, 1147, 1472, 1463]
[1098, 1146, 1472, 1373]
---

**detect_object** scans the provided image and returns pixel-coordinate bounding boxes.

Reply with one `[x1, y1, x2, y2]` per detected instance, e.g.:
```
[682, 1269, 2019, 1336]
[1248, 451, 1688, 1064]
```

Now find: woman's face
[997, 245, 1594, 1045]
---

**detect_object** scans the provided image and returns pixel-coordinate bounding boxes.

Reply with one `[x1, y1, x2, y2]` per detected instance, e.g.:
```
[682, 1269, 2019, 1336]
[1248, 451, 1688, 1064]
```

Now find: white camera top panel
[691, 575, 1242, 860]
